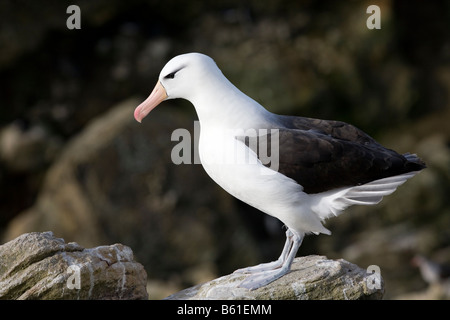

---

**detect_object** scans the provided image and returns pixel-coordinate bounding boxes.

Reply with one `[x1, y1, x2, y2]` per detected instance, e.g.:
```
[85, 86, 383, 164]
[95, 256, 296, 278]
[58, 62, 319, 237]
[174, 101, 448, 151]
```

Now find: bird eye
[164, 72, 176, 79]
[163, 66, 185, 80]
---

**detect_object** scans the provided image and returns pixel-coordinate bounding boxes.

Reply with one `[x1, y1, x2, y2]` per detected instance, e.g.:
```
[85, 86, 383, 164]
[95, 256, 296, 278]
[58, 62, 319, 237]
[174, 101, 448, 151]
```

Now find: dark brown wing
[239, 116, 425, 194]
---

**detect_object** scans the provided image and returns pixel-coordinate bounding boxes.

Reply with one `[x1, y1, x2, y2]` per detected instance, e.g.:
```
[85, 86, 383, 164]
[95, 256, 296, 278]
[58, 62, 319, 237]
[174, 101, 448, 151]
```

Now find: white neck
[187, 72, 274, 130]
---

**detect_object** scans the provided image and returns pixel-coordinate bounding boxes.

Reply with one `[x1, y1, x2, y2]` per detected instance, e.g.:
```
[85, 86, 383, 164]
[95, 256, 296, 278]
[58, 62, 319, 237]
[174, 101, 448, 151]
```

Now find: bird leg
[234, 229, 294, 274]
[237, 230, 304, 290]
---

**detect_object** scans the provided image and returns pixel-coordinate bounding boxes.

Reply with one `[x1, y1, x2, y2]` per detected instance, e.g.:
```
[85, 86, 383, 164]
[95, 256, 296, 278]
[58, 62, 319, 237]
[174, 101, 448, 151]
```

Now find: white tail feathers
[313, 171, 420, 221]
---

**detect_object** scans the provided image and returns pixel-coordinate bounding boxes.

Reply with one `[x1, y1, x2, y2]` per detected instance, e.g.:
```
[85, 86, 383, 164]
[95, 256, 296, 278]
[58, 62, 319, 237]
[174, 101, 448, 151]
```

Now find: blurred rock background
[0, 0, 449, 299]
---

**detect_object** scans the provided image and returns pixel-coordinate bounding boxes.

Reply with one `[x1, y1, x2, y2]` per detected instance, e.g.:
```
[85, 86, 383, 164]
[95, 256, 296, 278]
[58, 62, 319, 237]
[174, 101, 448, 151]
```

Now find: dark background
[0, 0, 449, 299]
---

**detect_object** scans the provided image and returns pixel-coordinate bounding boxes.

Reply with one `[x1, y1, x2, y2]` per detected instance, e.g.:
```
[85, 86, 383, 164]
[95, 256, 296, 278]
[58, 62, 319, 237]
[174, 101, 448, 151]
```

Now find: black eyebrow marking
[164, 66, 186, 79]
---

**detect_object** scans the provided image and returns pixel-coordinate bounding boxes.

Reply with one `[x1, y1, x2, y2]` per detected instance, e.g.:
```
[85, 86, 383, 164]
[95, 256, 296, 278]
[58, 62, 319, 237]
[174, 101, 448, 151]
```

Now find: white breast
[197, 126, 330, 235]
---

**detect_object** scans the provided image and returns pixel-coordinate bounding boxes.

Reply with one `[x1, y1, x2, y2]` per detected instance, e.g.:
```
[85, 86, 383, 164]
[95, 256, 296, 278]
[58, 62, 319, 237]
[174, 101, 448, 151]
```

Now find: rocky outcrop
[0, 231, 382, 300]
[0, 231, 147, 299]
[166, 255, 384, 300]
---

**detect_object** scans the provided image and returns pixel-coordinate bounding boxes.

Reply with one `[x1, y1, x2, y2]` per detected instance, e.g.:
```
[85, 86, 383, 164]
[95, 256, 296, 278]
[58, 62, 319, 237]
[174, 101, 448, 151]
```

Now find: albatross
[134, 53, 426, 290]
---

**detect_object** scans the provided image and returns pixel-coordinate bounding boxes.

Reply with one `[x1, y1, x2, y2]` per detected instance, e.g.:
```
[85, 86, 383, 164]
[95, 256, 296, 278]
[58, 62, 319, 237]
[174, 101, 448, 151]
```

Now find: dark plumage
[244, 115, 426, 194]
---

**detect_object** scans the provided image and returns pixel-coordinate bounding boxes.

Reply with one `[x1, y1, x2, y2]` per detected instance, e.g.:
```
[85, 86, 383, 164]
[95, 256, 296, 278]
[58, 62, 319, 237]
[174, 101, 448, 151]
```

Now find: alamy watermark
[66, 5, 380, 31]
[66, 265, 81, 290]
[66, 5, 81, 30]
[366, 264, 382, 290]
[366, 5, 381, 30]
[170, 121, 280, 175]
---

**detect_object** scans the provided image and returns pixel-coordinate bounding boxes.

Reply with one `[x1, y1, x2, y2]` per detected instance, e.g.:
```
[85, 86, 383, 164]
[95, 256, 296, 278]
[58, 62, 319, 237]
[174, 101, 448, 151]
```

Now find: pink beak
[134, 81, 168, 123]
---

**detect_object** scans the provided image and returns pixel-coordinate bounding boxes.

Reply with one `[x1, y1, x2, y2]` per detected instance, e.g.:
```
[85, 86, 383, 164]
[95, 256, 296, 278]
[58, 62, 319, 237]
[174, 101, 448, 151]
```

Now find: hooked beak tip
[134, 81, 168, 123]
[134, 108, 143, 123]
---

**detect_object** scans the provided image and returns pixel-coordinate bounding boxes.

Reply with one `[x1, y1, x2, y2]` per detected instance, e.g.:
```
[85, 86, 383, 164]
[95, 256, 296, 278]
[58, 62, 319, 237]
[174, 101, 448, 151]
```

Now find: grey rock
[165, 255, 384, 300]
[0, 231, 148, 300]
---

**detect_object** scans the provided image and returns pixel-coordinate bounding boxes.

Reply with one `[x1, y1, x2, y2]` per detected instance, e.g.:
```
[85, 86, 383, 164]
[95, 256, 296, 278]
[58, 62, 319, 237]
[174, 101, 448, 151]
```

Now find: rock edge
[166, 255, 384, 300]
[0, 231, 148, 300]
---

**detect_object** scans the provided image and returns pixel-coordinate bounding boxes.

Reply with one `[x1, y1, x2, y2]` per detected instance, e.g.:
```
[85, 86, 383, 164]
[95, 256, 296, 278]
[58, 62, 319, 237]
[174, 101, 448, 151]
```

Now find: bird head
[134, 53, 219, 123]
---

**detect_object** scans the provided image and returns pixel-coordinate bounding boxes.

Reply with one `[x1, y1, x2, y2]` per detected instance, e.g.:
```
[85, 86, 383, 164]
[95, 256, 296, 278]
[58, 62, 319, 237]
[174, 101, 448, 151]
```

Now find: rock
[0, 231, 148, 300]
[165, 255, 384, 300]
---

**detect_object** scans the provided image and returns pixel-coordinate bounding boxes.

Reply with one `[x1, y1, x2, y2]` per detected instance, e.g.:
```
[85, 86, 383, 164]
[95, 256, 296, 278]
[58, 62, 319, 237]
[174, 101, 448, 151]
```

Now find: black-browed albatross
[134, 52, 426, 290]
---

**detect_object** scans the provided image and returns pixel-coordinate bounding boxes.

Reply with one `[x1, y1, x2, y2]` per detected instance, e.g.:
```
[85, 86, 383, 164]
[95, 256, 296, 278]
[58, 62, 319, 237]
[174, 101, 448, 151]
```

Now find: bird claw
[233, 260, 283, 274]
[238, 269, 289, 290]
